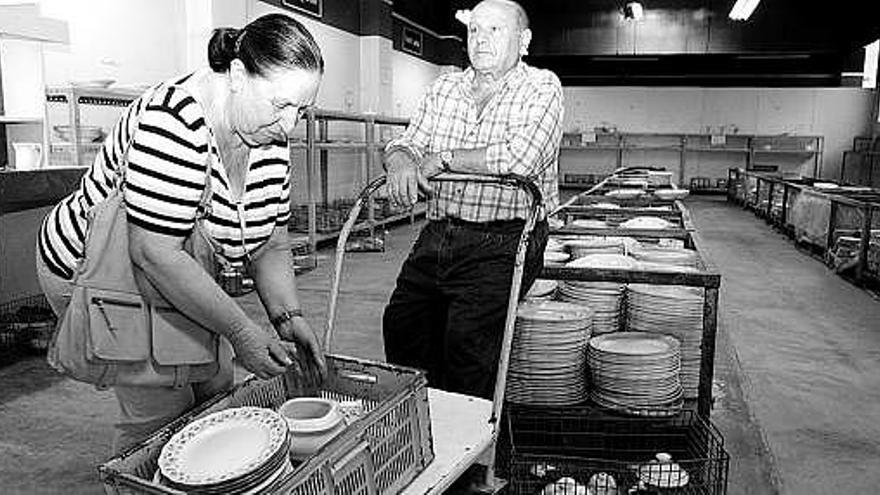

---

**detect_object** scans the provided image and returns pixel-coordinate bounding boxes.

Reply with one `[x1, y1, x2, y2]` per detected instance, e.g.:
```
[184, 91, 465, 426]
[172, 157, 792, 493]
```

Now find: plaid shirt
[387, 62, 563, 222]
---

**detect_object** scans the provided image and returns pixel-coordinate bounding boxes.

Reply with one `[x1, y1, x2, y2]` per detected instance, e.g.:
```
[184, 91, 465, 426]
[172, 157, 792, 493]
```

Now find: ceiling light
[623, 2, 644, 20]
[454, 9, 471, 26]
[729, 0, 760, 21]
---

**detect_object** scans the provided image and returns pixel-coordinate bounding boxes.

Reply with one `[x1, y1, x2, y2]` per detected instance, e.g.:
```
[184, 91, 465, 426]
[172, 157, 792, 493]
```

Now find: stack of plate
[626, 284, 704, 398]
[525, 279, 558, 300]
[543, 238, 570, 266]
[157, 407, 294, 494]
[587, 332, 683, 417]
[557, 254, 637, 335]
[563, 237, 627, 257]
[619, 217, 673, 230]
[587, 202, 620, 210]
[630, 247, 700, 268]
[605, 189, 643, 199]
[569, 219, 608, 229]
[507, 300, 593, 406]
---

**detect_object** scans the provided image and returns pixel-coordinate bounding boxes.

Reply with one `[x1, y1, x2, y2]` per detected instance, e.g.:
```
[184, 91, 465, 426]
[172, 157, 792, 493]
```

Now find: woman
[36, 13, 326, 451]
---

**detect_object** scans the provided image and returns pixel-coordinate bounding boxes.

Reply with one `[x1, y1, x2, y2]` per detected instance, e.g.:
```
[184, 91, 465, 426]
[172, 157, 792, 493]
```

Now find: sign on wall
[281, 0, 322, 18]
[401, 26, 423, 56]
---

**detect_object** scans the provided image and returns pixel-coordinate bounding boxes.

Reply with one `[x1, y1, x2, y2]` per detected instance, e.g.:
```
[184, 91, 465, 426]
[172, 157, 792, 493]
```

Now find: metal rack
[546, 196, 722, 418]
[45, 86, 141, 168]
[290, 108, 417, 254]
[560, 132, 823, 192]
[727, 168, 880, 287]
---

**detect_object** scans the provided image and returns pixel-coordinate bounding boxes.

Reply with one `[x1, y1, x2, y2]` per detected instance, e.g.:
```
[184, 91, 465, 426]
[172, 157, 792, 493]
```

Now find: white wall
[38, 0, 186, 86]
[563, 87, 874, 180]
[391, 50, 442, 117]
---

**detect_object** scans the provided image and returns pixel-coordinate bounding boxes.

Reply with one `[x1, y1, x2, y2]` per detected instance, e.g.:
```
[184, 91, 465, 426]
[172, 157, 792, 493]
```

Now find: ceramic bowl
[278, 398, 346, 460]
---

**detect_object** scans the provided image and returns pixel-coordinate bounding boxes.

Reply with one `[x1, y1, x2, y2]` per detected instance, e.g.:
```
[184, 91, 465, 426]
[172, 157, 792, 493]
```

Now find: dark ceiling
[392, 0, 880, 86]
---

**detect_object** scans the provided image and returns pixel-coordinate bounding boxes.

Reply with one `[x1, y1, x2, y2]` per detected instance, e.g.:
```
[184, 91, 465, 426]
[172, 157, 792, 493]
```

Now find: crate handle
[332, 440, 371, 475]
[337, 370, 379, 384]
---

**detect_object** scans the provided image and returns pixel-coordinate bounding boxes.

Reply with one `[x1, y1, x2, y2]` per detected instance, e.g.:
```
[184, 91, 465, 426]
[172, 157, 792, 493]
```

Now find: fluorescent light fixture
[454, 9, 471, 26]
[729, 0, 760, 20]
[624, 2, 644, 20]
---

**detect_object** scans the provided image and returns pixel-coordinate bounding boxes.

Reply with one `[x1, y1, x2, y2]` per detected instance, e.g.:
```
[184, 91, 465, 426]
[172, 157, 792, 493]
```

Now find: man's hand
[384, 150, 446, 208]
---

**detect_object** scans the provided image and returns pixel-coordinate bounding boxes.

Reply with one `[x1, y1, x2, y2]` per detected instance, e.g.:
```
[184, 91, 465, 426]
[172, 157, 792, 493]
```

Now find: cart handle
[323, 171, 542, 353]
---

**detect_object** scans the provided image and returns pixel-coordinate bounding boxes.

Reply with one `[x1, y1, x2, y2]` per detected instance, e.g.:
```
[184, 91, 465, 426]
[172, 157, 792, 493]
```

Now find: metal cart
[326, 172, 545, 493]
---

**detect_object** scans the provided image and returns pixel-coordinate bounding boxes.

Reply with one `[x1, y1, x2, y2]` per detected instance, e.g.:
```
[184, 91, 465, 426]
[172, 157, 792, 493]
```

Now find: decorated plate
[159, 407, 288, 486]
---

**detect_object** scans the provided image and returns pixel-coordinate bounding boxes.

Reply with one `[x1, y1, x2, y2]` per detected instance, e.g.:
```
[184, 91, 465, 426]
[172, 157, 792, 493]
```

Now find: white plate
[566, 253, 638, 270]
[589, 332, 679, 356]
[159, 407, 288, 487]
[516, 300, 594, 323]
[619, 217, 673, 230]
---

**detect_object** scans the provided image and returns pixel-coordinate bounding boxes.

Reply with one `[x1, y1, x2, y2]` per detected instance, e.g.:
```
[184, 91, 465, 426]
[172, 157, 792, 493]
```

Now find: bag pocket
[86, 289, 150, 362]
[150, 306, 217, 366]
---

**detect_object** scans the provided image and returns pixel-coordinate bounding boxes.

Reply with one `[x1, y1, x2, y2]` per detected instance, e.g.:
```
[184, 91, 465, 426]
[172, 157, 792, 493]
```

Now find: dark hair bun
[207, 28, 240, 72]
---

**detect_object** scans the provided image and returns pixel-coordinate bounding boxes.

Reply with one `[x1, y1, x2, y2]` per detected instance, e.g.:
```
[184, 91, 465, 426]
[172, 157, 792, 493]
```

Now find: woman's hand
[227, 325, 295, 380]
[275, 317, 327, 387]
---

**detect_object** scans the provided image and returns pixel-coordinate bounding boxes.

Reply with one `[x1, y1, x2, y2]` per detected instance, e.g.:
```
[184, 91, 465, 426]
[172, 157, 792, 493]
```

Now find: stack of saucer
[157, 407, 293, 494]
[507, 300, 593, 406]
[626, 284, 704, 398]
[557, 254, 637, 335]
[587, 332, 683, 417]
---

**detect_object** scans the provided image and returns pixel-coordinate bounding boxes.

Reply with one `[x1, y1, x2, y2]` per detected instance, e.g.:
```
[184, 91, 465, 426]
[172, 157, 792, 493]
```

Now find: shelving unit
[45, 86, 141, 168]
[560, 132, 823, 193]
[290, 108, 417, 255]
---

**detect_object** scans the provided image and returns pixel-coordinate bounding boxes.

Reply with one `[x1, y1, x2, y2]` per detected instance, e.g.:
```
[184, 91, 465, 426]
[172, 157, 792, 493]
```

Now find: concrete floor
[1, 196, 878, 493]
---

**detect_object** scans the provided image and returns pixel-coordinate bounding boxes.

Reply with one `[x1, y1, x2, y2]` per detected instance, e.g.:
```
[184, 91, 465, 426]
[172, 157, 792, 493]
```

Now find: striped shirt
[38, 75, 292, 280]
[386, 62, 563, 222]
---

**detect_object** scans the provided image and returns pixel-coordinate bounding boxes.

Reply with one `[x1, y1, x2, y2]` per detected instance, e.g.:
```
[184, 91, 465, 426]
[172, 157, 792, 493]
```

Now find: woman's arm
[250, 224, 327, 382]
[128, 223, 294, 380]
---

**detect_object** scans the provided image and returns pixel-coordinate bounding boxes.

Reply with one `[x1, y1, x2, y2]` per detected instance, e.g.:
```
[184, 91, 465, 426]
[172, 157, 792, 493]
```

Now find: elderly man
[382, 0, 563, 399]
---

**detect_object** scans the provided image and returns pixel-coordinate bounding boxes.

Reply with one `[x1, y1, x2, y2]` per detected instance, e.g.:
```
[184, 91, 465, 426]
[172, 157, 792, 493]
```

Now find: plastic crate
[99, 355, 434, 495]
[0, 294, 57, 353]
[499, 406, 728, 495]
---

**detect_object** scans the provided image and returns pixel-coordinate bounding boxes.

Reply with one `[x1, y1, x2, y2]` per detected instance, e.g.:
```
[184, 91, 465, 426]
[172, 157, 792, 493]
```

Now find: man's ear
[229, 59, 246, 93]
[520, 28, 532, 56]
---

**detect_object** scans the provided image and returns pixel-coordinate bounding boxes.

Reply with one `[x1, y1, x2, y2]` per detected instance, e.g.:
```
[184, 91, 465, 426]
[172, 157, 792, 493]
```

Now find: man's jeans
[383, 218, 548, 399]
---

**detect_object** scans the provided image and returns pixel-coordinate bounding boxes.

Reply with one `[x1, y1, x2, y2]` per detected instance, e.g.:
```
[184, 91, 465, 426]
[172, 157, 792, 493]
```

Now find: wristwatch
[438, 150, 454, 171]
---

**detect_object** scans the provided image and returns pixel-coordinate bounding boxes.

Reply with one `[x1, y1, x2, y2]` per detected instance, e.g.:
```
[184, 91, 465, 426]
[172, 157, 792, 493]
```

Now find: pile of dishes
[563, 237, 629, 257]
[619, 216, 673, 230]
[587, 332, 683, 416]
[525, 279, 558, 300]
[53, 125, 106, 143]
[557, 254, 637, 335]
[630, 247, 700, 268]
[156, 407, 293, 494]
[605, 189, 643, 199]
[569, 219, 608, 229]
[626, 284, 704, 397]
[507, 300, 593, 406]
[543, 238, 570, 266]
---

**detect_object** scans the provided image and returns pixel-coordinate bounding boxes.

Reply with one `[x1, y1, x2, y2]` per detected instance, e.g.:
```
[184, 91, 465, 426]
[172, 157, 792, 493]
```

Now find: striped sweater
[38, 74, 292, 280]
